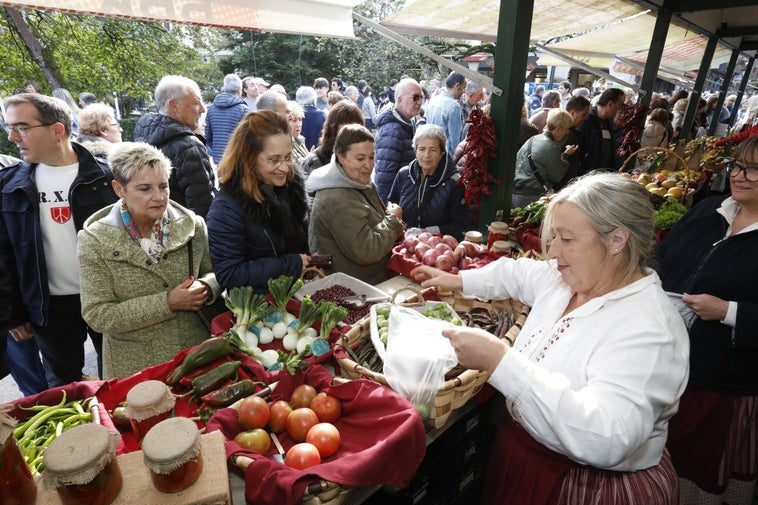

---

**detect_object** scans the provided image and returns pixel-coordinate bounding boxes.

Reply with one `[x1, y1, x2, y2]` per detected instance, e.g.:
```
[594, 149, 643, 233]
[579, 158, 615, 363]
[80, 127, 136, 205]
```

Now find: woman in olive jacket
[78, 143, 220, 379]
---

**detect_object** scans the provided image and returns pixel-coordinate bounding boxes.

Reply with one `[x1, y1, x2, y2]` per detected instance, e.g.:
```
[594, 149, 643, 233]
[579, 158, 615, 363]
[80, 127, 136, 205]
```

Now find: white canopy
[2, 0, 362, 38]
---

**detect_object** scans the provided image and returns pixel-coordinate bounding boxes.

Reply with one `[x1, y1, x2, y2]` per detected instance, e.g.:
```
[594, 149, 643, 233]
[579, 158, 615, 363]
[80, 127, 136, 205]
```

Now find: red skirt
[667, 386, 758, 494]
[483, 416, 679, 505]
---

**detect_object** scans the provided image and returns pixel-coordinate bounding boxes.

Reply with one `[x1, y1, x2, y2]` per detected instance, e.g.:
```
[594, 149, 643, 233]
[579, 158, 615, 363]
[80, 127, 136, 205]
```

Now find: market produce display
[11, 391, 95, 476]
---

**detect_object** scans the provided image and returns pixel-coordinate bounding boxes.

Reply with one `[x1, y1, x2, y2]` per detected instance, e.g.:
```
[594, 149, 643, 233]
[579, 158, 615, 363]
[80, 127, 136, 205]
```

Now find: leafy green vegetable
[221, 329, 261, 359]
[422, 303, 463, 325]
[653, 198, 688, 230]
[296, 296, 322, 336]
[225, 287, 275, 334]
[319, 301, 348, 341]
[267, 275, 304, 318]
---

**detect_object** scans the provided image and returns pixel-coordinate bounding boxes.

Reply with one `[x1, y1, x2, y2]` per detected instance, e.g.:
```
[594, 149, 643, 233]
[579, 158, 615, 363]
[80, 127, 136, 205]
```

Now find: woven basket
[619, 146, 691, 205]
[333, 289, 530, 429]
[233, 455, 350, 505]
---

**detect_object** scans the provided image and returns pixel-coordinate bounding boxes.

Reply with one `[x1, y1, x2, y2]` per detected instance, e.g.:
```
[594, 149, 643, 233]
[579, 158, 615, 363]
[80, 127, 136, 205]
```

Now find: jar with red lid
[43, 423, 122, 505]
[1, 411, 37, 505]
[487, 221, 509, 249]
[124, 380, 175, 445]
[142, 417, 203, 493]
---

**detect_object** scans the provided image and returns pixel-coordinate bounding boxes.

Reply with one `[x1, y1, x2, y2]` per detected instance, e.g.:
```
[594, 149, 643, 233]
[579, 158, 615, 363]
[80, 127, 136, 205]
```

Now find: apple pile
[401, 232, 487, 272]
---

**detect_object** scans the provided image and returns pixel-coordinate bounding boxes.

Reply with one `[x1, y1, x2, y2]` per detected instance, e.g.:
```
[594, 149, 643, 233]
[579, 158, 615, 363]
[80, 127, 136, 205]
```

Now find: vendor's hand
[168, 277, 212, 312]
[410, 265, 463, 291]
[386, 202, 403, 220]
[300, 253, 312, 271]
[682, 293, 729, 321]
[442, 326, 508, 374]
[564, 144, 578, 155]
[9, 322, 34, 342]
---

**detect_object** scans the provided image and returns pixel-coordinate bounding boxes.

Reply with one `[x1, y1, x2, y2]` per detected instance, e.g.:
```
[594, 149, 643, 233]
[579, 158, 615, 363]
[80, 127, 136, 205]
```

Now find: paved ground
[0, 337, 98, 405]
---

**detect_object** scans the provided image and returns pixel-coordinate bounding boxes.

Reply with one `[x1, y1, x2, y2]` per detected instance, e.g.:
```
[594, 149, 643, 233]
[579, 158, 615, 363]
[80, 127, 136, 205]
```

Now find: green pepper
[165, 337, 233, 385]
[200, 379, 263, 407]
[183, 360, 241, 398]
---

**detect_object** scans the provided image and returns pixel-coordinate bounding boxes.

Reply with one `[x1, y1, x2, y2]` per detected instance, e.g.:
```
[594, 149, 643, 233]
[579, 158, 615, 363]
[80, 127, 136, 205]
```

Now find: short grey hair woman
[388, 123, 469, 239]
[512, 108, 579, 208]
[77, 141, 221, 379]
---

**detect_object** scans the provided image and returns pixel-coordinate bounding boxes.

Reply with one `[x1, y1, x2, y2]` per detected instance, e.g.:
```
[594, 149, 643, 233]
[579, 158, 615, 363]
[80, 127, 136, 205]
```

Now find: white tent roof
[2, 0, 361, 38]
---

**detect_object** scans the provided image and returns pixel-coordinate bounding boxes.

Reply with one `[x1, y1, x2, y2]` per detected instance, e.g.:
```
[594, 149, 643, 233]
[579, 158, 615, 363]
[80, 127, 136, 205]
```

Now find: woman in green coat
[77, 142, 221, 379]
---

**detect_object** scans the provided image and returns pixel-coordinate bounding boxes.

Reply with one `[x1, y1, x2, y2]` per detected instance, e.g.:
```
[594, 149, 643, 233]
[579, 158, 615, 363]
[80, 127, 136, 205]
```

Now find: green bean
[13, 390, 68, 438]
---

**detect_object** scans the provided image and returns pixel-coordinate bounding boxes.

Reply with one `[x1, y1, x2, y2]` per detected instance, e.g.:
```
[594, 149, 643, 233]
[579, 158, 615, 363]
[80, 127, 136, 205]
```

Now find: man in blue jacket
[1, 93, 118, 386]
[205, 74, 250, 164]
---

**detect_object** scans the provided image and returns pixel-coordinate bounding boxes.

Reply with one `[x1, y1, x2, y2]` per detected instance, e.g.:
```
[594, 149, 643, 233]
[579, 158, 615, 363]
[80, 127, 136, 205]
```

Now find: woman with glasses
[77, 103, 123, 158]
[286, 101, 309, 169]
[655, 135, 758, 503]
[307, 124, 403, 284]
[206, 110, 310, 293]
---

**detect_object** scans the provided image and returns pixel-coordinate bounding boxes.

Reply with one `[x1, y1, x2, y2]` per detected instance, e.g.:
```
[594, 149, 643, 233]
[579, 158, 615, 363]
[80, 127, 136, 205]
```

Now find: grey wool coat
[77, 201, 221, 379]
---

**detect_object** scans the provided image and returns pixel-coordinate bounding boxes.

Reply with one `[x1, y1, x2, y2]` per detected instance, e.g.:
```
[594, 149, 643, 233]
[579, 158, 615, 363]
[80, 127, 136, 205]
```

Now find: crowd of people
[1, 71, 758, 505]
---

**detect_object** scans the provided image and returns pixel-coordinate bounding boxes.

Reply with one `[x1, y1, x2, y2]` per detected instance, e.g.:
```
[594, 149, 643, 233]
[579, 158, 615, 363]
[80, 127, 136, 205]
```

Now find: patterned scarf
[120, 200, 170, 262]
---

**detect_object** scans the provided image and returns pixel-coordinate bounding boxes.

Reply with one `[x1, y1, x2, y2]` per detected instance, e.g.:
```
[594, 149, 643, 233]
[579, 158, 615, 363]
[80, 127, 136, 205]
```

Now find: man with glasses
[373, 77, 423, 203]
[0, 93, 118, 387]
[425, 71, 466, 157]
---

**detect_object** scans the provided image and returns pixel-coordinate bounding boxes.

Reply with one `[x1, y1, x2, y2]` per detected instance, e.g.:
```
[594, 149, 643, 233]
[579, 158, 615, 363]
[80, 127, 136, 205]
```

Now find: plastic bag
[379, 306, 458, 420]
[666, 291, 696, 329]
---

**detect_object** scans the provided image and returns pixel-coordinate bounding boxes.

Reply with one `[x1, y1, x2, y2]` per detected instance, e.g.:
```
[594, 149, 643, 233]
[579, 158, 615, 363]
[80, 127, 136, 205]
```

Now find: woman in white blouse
[412, 172, 689, 505]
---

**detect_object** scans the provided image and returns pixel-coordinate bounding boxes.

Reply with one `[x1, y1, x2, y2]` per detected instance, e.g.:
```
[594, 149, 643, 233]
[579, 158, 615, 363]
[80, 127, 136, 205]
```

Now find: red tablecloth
[206, 365, 427, 505]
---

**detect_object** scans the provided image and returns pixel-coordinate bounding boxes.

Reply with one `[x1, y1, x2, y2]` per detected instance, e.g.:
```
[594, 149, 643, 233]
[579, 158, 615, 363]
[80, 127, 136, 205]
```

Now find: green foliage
[119, 118, 137, 142]
[0, 128, 21, 158]
[0, 9, 222, 105]
[653, 198, 688, 231]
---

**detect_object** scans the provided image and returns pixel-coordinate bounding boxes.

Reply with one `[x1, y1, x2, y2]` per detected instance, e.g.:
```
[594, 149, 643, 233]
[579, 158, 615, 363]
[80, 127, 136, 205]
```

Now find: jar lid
[0, 407, 16, 442]
[464, 230, 483, 242]
[124, 380, 175, 421]
[43, 423, 119, 488]
[491, 240, 513, 253]
[142, 417, 201, 475]
[488, 221, 509, 234]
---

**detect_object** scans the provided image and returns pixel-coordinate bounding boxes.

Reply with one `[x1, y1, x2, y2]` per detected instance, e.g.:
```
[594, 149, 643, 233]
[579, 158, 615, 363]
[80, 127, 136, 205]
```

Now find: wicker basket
[333, 289, 530, 429]
[233, 455, 350, 505]
[619, 146, 691, 205]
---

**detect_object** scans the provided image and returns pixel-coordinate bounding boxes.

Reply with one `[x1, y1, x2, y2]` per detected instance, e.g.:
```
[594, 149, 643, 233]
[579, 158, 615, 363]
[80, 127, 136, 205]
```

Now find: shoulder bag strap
[526, 137, 551, 193]
[187, 239, 194, 277]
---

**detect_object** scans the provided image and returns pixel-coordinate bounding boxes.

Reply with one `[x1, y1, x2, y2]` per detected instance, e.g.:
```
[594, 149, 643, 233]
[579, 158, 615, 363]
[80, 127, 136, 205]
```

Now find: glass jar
[142, 417, 203, 493]
[464, 230, 483, 244]
[487, 221, 509, 249]
[43, 423, 122, 505]
[0, 416, 37, 505]
[124, 380, 175, 445]
[490, 240, 513, 256]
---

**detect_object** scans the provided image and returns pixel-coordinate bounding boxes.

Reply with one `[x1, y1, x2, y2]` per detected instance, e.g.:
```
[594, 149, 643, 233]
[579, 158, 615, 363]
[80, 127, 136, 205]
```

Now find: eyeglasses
[410, 94, 423, 102]
[3, 123, 56, 138]
[726, 160, 758, 182]
[261, 155, 294, 169]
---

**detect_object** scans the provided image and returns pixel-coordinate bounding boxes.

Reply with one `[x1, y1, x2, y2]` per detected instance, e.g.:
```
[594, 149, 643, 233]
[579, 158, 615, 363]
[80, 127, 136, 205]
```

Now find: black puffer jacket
[207, 173, 309, 293]
[373, 106, 415, 203]
[387, 155, 468, 240]
[134, 113, 216, 217]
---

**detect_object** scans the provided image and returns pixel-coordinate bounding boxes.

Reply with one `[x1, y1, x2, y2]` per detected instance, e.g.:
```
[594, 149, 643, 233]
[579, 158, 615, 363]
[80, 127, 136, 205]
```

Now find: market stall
[1, 250, 527, 505]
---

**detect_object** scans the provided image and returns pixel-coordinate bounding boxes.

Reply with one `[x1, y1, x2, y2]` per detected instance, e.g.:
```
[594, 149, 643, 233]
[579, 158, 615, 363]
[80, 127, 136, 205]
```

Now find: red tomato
[235, 429, 271, 454]
[285, 443, 321, 470]
[306, 422, 340, 458]
[309, 392, 342, 423]
[238, 395, 270, 430]
[290, 384, 317, 409]
[287, 407, 319, 442]
[268, 400, 293, 434]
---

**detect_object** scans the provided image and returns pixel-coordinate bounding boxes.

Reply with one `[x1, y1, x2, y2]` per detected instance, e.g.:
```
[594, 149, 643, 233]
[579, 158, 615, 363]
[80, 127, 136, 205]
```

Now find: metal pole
[638, 3, 671, 108]
[708, 49, 738, 136]
[730, 54, 755, 129]
[681, 36, 718, 142]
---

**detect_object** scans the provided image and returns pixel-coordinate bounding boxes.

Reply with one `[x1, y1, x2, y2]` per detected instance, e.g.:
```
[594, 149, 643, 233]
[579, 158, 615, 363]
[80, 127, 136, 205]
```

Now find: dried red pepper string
[459, 109, 500, 205]
[615, 103, 649, 162]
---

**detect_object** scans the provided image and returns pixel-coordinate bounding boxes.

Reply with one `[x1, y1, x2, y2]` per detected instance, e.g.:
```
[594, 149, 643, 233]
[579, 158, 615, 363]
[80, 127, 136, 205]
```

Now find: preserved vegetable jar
[124, 380, 175, 444]
[1, 410, 37, 505]
[464, 230, 483, 244]
[142, 417, 203, 493]
[43, 423, 122, 505]
[487, 221, 509, 249]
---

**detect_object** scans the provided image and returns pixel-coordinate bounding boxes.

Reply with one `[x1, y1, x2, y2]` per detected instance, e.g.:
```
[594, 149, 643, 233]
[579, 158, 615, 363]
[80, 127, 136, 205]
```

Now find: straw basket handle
[619, 146, 689, 203]
[389, 285, 425, 307]
[300, 266, 325, 282]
